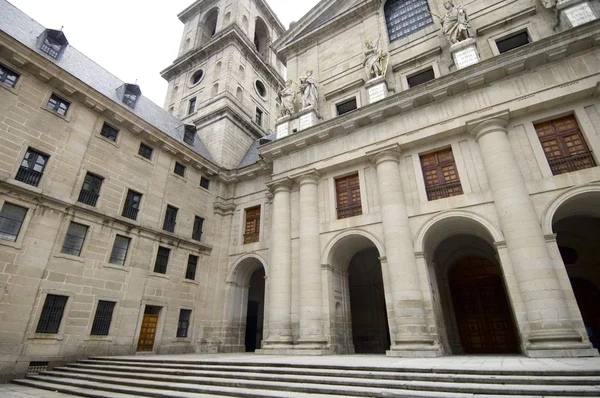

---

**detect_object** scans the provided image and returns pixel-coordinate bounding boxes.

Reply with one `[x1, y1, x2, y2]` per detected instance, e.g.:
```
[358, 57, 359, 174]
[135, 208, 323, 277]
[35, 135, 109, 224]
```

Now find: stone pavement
[0, 384, 77, 397]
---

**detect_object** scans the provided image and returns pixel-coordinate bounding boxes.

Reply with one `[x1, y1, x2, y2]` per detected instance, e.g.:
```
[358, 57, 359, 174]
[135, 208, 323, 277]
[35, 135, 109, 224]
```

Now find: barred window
[0, 63, 20, 88]
[109, 235, 131, 265]
[0, 202, 27, 242]
[154, 246, 170, 274]
[78, 172, 103, 207]
[100, 123, 119, 142]
[47, 93, 70, 116]
[385, 0, 434, 43]
[36, 294, 68, 334]
[335, 173, 362, 219]
[243, 207, 260, 244]
[420, 148, 463, 201]
[186, 255, 199, 280]
[90, 301, 116, 336]
[177, 309, 192, 338]
[16, 148, 48, 187]
[61, 222, 88, 256]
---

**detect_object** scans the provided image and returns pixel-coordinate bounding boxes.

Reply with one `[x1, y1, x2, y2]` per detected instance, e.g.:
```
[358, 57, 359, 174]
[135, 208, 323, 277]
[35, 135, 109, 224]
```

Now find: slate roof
[236, 133, 275, 169]
[0, 0, 215, 164]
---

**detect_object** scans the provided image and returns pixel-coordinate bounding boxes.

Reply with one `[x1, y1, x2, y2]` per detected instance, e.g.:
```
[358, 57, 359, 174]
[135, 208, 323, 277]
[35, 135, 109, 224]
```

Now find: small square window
[188, 98, 196, 115]
[36, 294, 68, 334]
[100, 123, 119, 142]
[154, 246, 171, 274]
[0, 64, 20, 88]
[407, 68, 435, 88]
[138, 143, 153, 160]
[174, 162, 186, 177]
[186, 255, 199, 280]
[200, 177, 210, 190]
[109, 235, 131, 265]
[16, 148, 48, 187]
[61, 222, 89, 257]
[255, 108, 263, 126]
[0, 202, 28, 242]
[496, 31, 530, 54]
[90, 301, 116, 336]
[336, 98, 357, 116]
[177, 309, 192, 337]
[47, 94, 70, 116]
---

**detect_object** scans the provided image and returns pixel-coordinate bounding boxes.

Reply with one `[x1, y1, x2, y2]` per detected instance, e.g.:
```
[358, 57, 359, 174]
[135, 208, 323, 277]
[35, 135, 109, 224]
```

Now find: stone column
[259, 178, 294, 352]
[467, 111, 596, 357]
[367, 144, 441, 357]
[295, 170, 328, 351]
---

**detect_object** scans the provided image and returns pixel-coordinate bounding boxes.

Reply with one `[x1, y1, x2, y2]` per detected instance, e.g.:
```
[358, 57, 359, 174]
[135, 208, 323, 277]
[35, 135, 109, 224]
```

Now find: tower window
[61, 222, 89, 257]
[122, 189, 142, 220]
[109, 235, 131, 266]
[191, 70, 204, 85]
[385, 0, 434, 42]
[188, 98, 197, 115]
[255, 108, 263, 127]
[255, 80, 267, 98]
[78, 172, 103, 207]
[192, 216, 204, 241]
[185, 255, 199, 280]
[163, 205, 178, 233]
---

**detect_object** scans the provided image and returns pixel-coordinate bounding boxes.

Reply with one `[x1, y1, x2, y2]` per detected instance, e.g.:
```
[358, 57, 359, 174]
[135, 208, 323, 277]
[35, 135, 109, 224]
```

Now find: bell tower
[161, 0, 286, 169]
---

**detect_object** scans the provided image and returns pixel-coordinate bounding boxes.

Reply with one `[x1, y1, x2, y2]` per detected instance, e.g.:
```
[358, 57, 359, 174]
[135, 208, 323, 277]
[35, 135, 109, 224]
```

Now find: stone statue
[299, 70, 318, 110]
[540, 0, 557, 9]
[278, 79, 295, 118]
[441, 1, 473, 46]
[364, 38, 383, 80]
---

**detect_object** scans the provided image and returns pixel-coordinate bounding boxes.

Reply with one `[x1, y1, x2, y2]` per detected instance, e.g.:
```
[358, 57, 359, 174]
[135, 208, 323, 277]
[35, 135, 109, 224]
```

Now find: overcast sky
[8, 0, 320, 106]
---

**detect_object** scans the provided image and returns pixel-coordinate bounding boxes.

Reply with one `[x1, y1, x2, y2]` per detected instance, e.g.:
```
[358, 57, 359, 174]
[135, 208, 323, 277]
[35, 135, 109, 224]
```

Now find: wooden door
[449, 257, 519, 354]
[137, 314, 158, 352]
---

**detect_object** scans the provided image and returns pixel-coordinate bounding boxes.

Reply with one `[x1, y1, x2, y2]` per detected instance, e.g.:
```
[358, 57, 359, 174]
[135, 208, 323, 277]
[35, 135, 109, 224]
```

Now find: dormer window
[183, 125, 196, 146]
[38, 29, 68, 60]
[118, 84, 141, 109]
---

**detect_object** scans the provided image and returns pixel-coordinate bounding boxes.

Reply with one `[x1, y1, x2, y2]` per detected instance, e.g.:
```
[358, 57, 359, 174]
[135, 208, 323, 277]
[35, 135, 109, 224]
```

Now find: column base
[294, 336, 329, 351]
[386, 336, 442, 358]
[524, 330, 599, 358]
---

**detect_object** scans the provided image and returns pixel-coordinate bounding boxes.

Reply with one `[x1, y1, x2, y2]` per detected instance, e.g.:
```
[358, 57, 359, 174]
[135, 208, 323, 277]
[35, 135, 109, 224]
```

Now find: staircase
[13, 356, 600, 397]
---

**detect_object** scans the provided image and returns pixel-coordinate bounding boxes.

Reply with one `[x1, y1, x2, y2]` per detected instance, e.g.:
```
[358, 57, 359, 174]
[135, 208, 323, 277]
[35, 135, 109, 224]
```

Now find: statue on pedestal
[441, 1, 473, 45]
[540, 0, 557, 9]
[364, 38, 388, 80]
[278, 79, 295, 118]
[300, 70, 318, 110]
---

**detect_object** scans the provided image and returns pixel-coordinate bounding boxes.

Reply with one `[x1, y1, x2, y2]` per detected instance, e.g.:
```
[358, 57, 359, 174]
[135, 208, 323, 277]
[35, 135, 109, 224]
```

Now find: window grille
[420, 148, 463, 201]
[78, 173, 103, 207]
[27, 362, 49, 374]
[47, 94, 70, 116]
[243, 207, 260, 244]
[385, 0, 434, 43]
[100, 123, 119, 142]
[177, 309, 192, 338]
[36, 294, 68, 334]
[154, 246, 170, 274]
[0, 63, 19, 88]
[90, 300, 116, 336]
[41, 35, 63, 59]
[122, 190, 142, 220]
[186, 255, 199, 280]
[16, 148, 48, 187]
[61, 222, 88, 256]
[0, 203, 27, 242]
[163, 205, 178, 233]
[109, 235, 131, 265]
[335, 174, 362, 219]
[138, 143, 154, 160]
[192, 216, 204, 241]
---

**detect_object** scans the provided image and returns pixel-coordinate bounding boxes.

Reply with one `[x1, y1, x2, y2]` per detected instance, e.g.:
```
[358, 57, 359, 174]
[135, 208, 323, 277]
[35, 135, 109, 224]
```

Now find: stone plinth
[450, 38, 480, 70]
[276, 116, 291, 139]
[562, 2, 597, 27]
[298, 107, 318, 131]
[365, 76, 389, 104]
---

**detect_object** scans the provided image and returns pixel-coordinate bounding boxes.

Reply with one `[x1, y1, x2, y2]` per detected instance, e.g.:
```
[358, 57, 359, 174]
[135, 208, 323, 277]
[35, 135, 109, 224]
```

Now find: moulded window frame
[174, 307, 194, 342]
[152, 245, 172, 275]
[418, 146, 465, 202]
[238, 200, 265, 246]
[162, 204, 179, 234]
[108, 234, 133, 266]
[254, 107, 264, 127]
[199, 176, 210, 191]
[57, 220, 90, 260]
[99, 121, 120, 144]
[89, 299, 117, 337]
[45, 92, 71, 118]
[0, 197, 33, 249]
[189, 68, 206, 87]
[400, 61, 441, 91]
[136, 142, 155, 164]
[254, 79, 268, 101]
[28, 289, 73, 340]
[487, 23, 537, 57]
[0, 61, 21, 92]
[77, 171, 105, 208]
[381, 0, 439, 52]
[327, 167, 369, 222]
[14, 146, 50, 189]
[331, 92, 361, 118]
[120, 188, 144, 223]
[173, 161, 187, 179]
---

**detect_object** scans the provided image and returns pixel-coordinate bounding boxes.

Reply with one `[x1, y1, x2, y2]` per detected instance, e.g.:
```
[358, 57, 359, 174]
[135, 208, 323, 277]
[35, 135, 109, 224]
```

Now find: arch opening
[254, 18, 269, 59]
[421, 215, 520, 355]
[552, 191, 600, 350]
[201, 8, 219, 45]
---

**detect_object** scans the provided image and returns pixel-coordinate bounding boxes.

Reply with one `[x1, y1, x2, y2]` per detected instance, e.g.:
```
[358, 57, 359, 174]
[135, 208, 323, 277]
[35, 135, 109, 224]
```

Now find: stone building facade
[1, 0, 600, 383]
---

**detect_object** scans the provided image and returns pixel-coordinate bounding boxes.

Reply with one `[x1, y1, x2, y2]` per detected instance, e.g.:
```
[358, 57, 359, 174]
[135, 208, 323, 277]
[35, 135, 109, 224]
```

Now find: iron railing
[243, 232, 259, 245]
[78, 190, 99, 207]
[548, 151, 596, 175]
[15, 167, 43, 187]
[121, 206, 139, 221]
[337, 203, 363, 220]
[425, 181, 463, 201]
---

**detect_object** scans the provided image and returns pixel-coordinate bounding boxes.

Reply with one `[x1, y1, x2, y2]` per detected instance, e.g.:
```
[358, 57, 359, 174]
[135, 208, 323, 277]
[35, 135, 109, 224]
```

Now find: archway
[223, 255, 267, 352]
[254, 17, 269, 59]
[418, 212, 520, 355]
[200, 8, 219, 45]
[323, 231, 390, 354]
[551, 191, 600, 349]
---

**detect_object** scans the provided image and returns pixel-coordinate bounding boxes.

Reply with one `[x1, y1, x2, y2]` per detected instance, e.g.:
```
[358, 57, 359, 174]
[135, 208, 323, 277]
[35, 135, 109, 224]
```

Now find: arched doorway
[323, 231, 390, 354]
[245, 267, 265, 352]
[551, 191, 600, 350]
[448, 256, 519, 354]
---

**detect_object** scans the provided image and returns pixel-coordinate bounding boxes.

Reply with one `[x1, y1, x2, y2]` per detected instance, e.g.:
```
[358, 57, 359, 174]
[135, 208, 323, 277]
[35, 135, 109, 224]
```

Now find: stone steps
[12, 356, 600, 398]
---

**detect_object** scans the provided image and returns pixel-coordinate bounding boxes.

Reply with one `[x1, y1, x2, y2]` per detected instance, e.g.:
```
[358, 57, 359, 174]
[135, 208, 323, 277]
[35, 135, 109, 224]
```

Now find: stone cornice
[261, 21, 600, 161]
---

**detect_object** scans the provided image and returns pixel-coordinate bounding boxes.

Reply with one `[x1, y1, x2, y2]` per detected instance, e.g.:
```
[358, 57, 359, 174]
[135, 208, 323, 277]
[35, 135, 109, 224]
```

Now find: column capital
[466, 110, 510, 142]
[365, 143, 402, 166]
[266, 177, 293, 194]
[292, 169, 321, 186]
[544, 233, 558, 243]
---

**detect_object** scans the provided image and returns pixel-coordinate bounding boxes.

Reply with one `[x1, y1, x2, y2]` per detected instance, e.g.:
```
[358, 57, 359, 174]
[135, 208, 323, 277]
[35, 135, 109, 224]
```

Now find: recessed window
[61, 222, 88, 257]
[335, 173, 362, 219]
[16, 148, 48, 187]
[39, 30, 68, 59]
[407, 67, 435, 88]
[36, 294, 68, 334]
[120, 84, 141, 109]
[191, 70, 204, 85]
[90, 301, 116, 336]
[200, 176, 210, 190]
[47, 93, 70, 116]
[385, 0, 434, 42]
[336, 98, 357, 116]
[420, 148, 464, 201]
[154, 246, 170, 274]
[255, 80, 267, 97]
[100, 123, 119, 142]
[78, 172, 103, 207]
[122, 189, 142, 220]
[188, 98, 196, 115]
[185, 255, 199, 280]
[192, 216, 204, 241]
[174, 162, 186, 177]
[138, 143, 153, 160]
[0, 63, 19, 88]
[109, 235, 131, 266]
[184, 125, 195, 145]
[255, 108, 263, 127]
[163, 205, 178, 233]
[177, 309, 192, 338]
[0, 202, 27, 242]
[243, 206, 260, 244]
[534, 115, 596, 175]
[496, 31, 530, 54]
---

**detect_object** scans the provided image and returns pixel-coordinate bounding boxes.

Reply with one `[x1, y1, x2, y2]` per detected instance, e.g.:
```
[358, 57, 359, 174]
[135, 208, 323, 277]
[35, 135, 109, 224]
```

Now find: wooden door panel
[137, 314, 158, 352]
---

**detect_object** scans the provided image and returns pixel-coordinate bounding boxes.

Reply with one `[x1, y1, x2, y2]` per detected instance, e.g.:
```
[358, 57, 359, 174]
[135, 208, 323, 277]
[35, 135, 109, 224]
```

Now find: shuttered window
[36, 294, 68, 334]
[534, 115, 596, 175]
[420, 148, 463, 201]
[243, 207, 260, 244]
[335, 173, 362, 219]
[90, 301, 116, 336]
